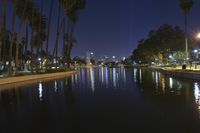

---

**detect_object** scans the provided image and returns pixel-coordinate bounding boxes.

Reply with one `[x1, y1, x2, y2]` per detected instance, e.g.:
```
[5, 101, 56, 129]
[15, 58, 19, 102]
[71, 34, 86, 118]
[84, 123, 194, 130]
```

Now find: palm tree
[64, 0, 86, 67]
[0, 0, 7, 62]
[8, 0, 17, 76]
[45, 0, 54, 70]
[53, 0, 63, 70]
[179, 0, 194, 62]
[15, 0, 28, 73]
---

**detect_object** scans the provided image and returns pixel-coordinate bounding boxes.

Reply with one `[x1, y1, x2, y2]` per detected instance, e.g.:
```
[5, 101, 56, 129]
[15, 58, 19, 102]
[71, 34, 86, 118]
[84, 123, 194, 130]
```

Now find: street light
[194, 49, 198, 53]
[197, 32, 200, 39]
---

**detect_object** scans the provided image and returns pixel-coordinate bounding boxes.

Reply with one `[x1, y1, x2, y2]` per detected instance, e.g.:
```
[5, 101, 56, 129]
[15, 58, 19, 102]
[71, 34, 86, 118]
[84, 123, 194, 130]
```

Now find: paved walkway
[0, 71, 76, 85]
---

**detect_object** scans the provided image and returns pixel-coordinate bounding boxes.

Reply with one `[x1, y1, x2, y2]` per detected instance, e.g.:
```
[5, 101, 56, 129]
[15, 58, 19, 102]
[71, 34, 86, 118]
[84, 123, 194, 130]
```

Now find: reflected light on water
[38, 82, 43, 101]
[54, 81, 58, 92]
[113, 68, 117, 87]
[122, 68, 126, 84]
[155, 72, 158, 89]
[75, 74, 78, 84]
[152, 72, 154, 82]
[105, 67, 109, 88]
[160, 76, 165, 93]
[194, 82, 200, 104]
[134, 68, 137, 82]
[194, 82, 200, 117]
[101, 67, 104, 83]
[169, 77, 173, 89]
[139, 69, 142, 83]
[89, 67, 95, 92]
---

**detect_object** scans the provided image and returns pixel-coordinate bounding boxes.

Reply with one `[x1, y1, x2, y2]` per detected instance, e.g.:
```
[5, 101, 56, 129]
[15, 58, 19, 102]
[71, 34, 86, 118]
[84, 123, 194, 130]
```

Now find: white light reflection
[122, 68, 126, 84]
[194, 82, 200, 104]
[105, 67, 108, 88]
[155, 72, 158, 89]
[54, 81, 58, 92]
[113, 68, 117, 87]
[169, 77, 173, 89]
[75, 74, 78, 84]
[38, 82, 43, 101]
[139, 69, 142, 83]
[134, 68, 137, 82]
[90, 67, 95, 92]
[152, 72, 154, 82]
[101, 67, 104, 83]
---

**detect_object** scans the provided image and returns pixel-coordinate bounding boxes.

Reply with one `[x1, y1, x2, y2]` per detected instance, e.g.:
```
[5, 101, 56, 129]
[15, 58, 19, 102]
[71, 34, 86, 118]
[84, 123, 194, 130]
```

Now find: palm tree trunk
[36, 47, 39, 73]
[0, 0, 7, 61]
[30, 0, 34, 73]
[15, 0, 28, 73]
[8, 0, 16, 76]
[36, 0, 44, 73]
[185, 13, 188, 62]
[66, 19, 76, 67]
[53, 4, 61, 70]
[15, 22, 23, 73]
[45, 0, 54, 70]
[25, 20, 29, 52]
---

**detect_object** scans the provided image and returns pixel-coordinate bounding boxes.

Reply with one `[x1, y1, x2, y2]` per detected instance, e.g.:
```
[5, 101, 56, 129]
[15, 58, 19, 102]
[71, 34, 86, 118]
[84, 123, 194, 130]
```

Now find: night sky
[1, 0, 200, 60]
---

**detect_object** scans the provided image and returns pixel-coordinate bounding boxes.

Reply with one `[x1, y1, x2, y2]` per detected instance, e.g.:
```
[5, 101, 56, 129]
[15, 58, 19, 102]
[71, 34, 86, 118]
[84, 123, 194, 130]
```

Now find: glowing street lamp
[197, 33, 200, 39]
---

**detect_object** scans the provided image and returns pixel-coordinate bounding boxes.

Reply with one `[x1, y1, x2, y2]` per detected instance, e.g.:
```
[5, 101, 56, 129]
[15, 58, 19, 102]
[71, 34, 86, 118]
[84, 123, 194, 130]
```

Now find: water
[0, 67, 200, 133]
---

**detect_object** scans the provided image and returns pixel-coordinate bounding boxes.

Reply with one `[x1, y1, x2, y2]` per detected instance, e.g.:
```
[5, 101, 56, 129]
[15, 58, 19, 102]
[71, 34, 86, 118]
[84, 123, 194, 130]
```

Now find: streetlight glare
[197, 33, 200, 39]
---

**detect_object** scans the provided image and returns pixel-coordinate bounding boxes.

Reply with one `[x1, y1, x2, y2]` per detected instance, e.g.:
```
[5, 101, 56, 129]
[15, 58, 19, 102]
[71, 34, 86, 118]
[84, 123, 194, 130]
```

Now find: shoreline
[148, 66, 200, 80]
[0, 71, 76, 86]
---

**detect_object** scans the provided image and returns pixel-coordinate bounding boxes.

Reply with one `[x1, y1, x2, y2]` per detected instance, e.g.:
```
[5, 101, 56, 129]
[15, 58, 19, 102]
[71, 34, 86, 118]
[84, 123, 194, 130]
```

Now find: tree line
[131, 24, 196, 65]
[0, 0, 86, 76]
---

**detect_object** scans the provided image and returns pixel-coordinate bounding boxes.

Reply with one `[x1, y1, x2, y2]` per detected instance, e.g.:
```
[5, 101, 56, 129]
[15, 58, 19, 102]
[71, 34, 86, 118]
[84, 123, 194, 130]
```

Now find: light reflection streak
[105, 67, 108, 88]
[169, 77, 173, 89]
[122, 68, 126, 84]
[194, 82, 200, 104]
[160, 76, 165, 93]
[90, 67, 95, 92]
[101, 67, 104, 83]
[134, 68, 137, 82]
[152, 72, 154, 82]
[155, 72, 158, 89]
[38, 82, 43, 101]
[139, 69, 142, 83]
[54, 81, 58, 92]
[75, 74, 78, 84]
[113, 68, 117, 87]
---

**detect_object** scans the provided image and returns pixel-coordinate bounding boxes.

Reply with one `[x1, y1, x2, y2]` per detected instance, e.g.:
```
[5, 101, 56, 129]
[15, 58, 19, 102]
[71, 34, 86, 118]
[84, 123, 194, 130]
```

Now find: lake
[0, 67, 200, 133]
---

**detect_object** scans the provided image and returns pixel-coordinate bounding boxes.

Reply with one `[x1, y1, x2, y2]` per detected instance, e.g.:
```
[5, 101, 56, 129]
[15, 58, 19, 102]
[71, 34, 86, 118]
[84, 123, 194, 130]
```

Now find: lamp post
[179, 0, 194, 63]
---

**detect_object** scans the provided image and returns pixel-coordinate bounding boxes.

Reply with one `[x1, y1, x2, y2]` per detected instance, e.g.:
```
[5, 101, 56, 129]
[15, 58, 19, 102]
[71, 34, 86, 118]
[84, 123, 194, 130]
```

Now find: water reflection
[133, 68, 185, 95]
[1, 67, 200, 132]
[54, 81, 58, 92]
[89, 67, 95, 92]
[113, 68, 117, 87]
[73, 67, 127, 91]
[38, 82, 43, 101]
[169, 77, 173, 89]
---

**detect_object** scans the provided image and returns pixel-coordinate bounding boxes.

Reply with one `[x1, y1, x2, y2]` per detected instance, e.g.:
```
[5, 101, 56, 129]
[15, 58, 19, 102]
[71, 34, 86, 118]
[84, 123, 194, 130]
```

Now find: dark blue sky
[1, 0, 200, 60]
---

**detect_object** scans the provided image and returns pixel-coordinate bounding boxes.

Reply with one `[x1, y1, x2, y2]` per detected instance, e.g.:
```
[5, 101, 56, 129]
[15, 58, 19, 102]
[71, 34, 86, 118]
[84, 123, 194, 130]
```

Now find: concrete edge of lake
[148, 67, 200, 80]
[0, 71, 76, 85]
